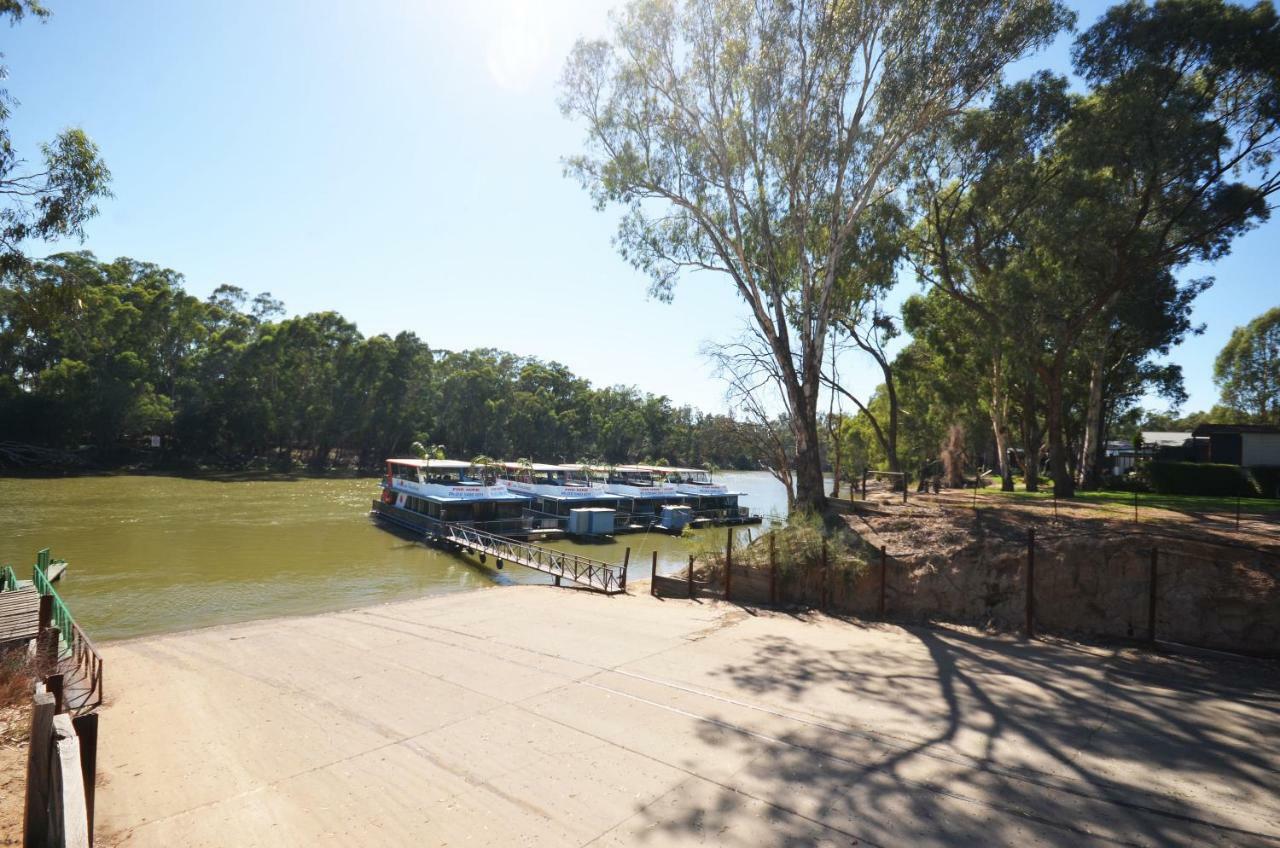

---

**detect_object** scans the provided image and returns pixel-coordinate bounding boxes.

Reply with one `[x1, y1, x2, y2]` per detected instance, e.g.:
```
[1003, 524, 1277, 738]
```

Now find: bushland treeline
[0, 252, 764, 472]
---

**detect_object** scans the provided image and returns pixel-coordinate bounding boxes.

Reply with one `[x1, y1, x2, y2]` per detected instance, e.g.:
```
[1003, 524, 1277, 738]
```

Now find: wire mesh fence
[651, 519, 1280, 656]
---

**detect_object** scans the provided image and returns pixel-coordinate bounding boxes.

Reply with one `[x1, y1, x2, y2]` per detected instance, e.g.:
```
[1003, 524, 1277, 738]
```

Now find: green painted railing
[31, 549, 103, 714]
[1, 564, 16, 592]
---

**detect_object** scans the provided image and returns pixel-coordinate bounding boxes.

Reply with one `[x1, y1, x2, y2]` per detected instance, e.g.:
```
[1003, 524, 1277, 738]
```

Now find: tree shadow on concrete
[624, 622, 1280, 847]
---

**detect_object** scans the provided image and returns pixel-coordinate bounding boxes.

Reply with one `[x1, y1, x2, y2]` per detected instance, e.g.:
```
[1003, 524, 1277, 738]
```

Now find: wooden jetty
[443, 523, 626, 594]
[0, 583, 40, 646]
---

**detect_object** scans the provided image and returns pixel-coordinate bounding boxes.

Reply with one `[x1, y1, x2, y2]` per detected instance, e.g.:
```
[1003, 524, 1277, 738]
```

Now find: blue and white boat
[500, 462, 623, 536]
[647, 466, 759, 526]
[372, 458, 532, 537]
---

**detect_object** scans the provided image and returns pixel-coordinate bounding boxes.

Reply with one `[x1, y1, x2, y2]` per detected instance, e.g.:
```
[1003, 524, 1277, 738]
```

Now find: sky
[5, 0, 1277, 418]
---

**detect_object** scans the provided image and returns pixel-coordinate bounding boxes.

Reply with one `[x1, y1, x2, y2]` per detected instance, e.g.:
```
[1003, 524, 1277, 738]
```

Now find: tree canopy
[0, 252, 771, 472]
[561, 0, 1070, 511]
[1215, 306, 1280, 424]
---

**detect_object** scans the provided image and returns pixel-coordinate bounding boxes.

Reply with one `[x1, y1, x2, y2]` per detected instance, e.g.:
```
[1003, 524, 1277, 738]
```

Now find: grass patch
[978, 484, 1280, 516]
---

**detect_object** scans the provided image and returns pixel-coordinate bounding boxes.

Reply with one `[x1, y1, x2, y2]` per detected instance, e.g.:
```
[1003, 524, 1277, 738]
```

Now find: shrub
[1147, 461, 1255, 497]
[1246, 466, 1280, 499]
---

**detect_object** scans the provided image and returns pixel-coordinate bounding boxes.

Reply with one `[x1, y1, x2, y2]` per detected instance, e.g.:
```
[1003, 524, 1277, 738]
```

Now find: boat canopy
[386, 458, 471, 470]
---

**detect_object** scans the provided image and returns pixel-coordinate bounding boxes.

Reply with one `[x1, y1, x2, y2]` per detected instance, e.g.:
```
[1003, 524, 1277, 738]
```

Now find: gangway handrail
[443, 523, 625, 594]
[32, 552, 103, 714]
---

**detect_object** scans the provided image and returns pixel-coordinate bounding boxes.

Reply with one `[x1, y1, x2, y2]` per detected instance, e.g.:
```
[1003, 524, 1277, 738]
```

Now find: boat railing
[417, 514, 531, 537]
[32, 551, 103, 715]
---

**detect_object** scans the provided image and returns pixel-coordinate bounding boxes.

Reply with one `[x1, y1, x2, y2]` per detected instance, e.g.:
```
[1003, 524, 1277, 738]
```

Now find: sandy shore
[93, 584, 1279, 847]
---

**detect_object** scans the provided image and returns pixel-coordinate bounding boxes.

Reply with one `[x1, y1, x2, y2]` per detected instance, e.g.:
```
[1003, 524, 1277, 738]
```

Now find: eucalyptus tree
[912, 0, 1280, 498]
[908, 73, 1070, 491]
[0, 1, 111, 271]
[1215, 306, 1280, 423]
[560, 0, 1070, 511]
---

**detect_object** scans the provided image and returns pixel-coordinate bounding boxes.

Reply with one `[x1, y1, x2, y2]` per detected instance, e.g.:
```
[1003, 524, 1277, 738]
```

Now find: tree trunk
[784, 343, 829, 514]
[829, 414, 842, 499]
[990, 357, 1014, 491]
[1078, 347, 1107, 490]
[1042, 364, 1075, 498]
[1021, 383, 1041, 492]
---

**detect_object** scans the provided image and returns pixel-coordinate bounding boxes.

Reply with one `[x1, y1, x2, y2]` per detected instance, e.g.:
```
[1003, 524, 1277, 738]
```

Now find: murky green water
[0, 471, 788, 641]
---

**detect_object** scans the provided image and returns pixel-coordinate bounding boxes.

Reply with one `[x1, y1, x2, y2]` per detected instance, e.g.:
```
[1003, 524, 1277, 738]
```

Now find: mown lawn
[978, 482, 1280, 516]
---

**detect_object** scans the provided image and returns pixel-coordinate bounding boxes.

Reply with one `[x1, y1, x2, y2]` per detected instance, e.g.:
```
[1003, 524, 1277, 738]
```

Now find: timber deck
[0, 584, 40, 646]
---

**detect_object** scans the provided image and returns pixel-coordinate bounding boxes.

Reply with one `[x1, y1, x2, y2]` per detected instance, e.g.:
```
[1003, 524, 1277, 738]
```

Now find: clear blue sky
[7, 0, 1276, 417]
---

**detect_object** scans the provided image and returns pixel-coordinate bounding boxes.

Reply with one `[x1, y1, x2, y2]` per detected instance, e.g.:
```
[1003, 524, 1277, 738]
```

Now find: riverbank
[93, 585, 1278, 847]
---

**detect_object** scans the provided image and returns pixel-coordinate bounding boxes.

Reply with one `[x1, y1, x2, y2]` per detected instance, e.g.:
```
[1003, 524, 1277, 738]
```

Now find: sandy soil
[0, 703, 29, 846]
[847, 484, 1280, 556]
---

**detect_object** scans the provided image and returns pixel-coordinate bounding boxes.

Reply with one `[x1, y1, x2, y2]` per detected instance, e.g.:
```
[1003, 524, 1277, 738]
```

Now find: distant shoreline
[0, 466, 384, 482]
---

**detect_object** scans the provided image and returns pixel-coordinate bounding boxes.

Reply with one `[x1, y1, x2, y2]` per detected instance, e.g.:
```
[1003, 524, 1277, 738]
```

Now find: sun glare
[483, 0, 555, 92]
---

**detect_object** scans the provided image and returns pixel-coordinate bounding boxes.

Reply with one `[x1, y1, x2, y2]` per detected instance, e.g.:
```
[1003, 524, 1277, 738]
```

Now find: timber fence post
[621, 548, 630, 593]
[46, 674, 63, 716]
[72, 713, 98, 845]
[1025, 528, 1036, 639]
[24, 686, 55, 848]
[687, 554, 694, 599]
[1148, 546, 1158, 644]
[862, 469, 868, 500]
[650, 550, 657, 597]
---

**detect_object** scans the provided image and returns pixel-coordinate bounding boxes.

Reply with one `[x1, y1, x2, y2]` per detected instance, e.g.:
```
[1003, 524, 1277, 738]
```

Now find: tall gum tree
[559, 0, 1070, 512]
[912, 0, 1280, 498]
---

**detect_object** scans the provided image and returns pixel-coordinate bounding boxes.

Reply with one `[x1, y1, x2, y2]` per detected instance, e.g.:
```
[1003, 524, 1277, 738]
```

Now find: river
[0, 471, 789, 641]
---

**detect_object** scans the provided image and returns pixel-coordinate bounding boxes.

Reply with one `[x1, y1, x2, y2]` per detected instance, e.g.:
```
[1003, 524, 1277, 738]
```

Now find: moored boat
[371, 458, 533, 539]
[646, 465, 761, 526]
[499, 462, 623, 538]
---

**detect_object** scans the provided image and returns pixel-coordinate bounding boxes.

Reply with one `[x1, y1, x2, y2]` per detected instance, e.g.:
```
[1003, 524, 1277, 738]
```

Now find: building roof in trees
[1141, 432, 1192, 447]
[1191, 424, 1280, 436]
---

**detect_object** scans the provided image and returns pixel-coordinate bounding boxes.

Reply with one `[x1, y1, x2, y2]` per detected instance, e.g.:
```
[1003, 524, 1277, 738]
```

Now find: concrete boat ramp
[96, 586, 1279, 847]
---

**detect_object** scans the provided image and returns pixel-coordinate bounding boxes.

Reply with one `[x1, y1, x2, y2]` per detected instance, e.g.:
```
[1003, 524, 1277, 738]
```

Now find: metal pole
[1147, 546, 1158, 644]
[769, 533, 777, 605]
[821, 538, 829, 611]
[1025, 528, 1036, 639]
[724, 528, 733, 600]
[878, 544, 887, 618]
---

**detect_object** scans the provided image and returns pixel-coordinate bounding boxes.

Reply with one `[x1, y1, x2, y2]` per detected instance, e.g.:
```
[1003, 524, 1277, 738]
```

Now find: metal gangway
[443, 523, 626, 594]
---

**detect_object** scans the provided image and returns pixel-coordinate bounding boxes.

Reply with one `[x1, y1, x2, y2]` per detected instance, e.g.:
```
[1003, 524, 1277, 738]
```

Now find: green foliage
[0, 5, 111, 271]
[0, 253, 771, 470]
[1214, 306, 1280, 424]
[738, 512, 866, 578]
[1147, 461, 1254, 498]
[560, 0, 1069, 510]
